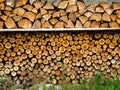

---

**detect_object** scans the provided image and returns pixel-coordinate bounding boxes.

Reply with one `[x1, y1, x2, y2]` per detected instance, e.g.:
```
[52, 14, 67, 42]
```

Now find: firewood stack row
[0, 31, 120, 86]
[0, 0, 120, 28]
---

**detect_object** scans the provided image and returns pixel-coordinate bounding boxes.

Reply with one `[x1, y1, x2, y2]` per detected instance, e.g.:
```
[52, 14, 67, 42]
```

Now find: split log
[109, 22, 119, 28]
[54, 21, 64, 28]
[18, 19, 32, 28]
[32, 20, 41, 28]
[95, 6, 104, 13]
[77, 1, 85, 12]
[102, 13, 111, 22]
[49, 19, 58, 25]
[75, 20, 82, 28]
[23, 4, 33, 11]
[13, 8, 25, 16]
[33, 1, 43, 9]
[79, 16, 88, 24]
[44, 2, 54, 9]
[65, 20, 74, 28]
[60, 15, 68, 23]
[5, 18, 16, 28]
[0, 21, 3, 29]
[90, 13, 101, 21]
[22, 12, 36, 22]
[42, 21, 53, 28]
[58, 1, 68, 9]
[90, 21, 100, 28]
[15, 0, 28, 7]
[0, 3, 5, 10]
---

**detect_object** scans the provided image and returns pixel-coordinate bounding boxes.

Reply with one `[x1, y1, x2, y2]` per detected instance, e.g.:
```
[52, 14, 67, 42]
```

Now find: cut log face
[5, 18, 16, 28]
[79, 16, 88, 24]
[44, 2, 54, 9]
[90, 13, 101, 21]
[42, 13, 51, 21]
[60, 15, 68, 23]
[23, 4, 33, 11]
[22, 12, 36, 22]
[99, 2, 109, 9]
[40, 8, 47, 16]
[32, 20, 41, 28]
[86, 4, 95, 13]
[0, 43, 3, 50]
[102, 13, 111, 22]
[65, 19, 74, 28]
[54, 21, 64, 28]
[15, 0, 28, 7]
[109, 22, 119, 28]
[77, 1, 85, 12]
[95, 6, 104, 13]
[42, 21, 52, 28]
[0, 0, 5, 3]
[0, 3, 5, 10]
[0, 21, 3, 29]
[13, 8, 25, 16]
[90, 21, 100, 28]
[58, 1, 68, 9]
[18, 19, 32, 28]
[50, 18, 58, 25]
[1, 30, 120, 85]
[66, 5, 77, 12]
[75, 20, 82, 28]
[68, 0, 76, 5]
[33, 1, 43, 9]
[84, 21, 91, 28]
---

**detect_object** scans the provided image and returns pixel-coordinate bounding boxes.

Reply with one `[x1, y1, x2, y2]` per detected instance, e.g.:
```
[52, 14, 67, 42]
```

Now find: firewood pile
[0, 0, 120, 28]
[0, 31, 120, 86]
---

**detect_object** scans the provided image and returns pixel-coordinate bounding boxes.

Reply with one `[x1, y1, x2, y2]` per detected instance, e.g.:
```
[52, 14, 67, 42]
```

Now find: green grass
[38, 74, 120, 90]
[1, 74, 120, 90]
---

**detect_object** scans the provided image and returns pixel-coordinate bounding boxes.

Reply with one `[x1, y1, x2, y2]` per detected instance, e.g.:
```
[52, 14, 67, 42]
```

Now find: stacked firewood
[0, 31, 120, 86]
[0, 0, 120, 28]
